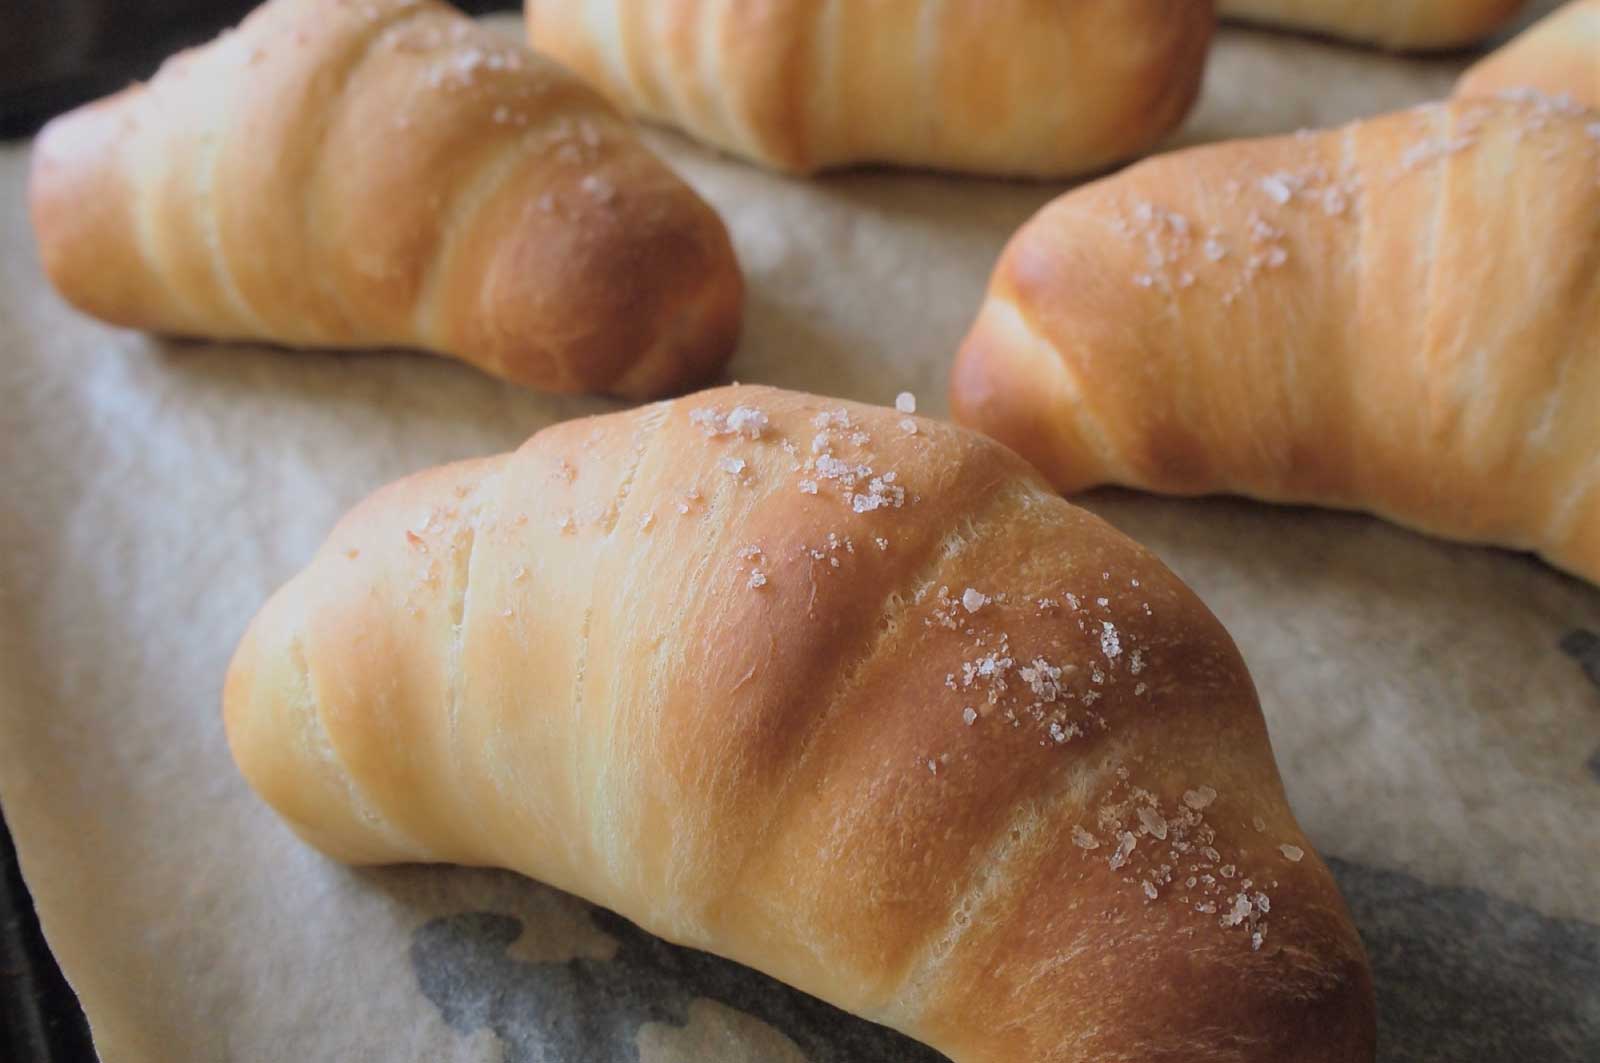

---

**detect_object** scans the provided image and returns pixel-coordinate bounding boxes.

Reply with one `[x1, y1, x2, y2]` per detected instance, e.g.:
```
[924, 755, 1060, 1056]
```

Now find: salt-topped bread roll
[29, 0, 742, 398]
[226, 385, 1375, 1062]
[953, 95, 1600, 585]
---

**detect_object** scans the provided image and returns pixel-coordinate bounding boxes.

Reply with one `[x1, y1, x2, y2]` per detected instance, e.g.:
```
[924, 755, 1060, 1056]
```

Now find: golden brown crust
[27, 0, 742, 398]
[1220, 0, 1527, 50]
[225, 384, 1373, 1061]
[524, 0, 1216, 178]
[1457, 0, 1600, 109]
[952, 96, 1600, 585]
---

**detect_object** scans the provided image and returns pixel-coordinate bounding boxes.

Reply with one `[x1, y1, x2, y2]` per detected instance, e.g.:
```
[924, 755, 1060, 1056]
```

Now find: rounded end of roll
[438, 136, 745, 399]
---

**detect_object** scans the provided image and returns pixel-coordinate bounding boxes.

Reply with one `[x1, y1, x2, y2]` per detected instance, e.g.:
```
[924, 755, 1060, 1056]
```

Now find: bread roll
[226, 384, 1375, 1062]
[1220, 0, 1527, 50]
[29, 0, 742, 398]
[952, 96, 1600, 585]
[524, 0, 1215, 178]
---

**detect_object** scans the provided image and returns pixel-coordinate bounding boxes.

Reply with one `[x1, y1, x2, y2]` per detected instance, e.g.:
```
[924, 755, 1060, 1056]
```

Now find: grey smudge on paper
[413, 863, 1600, 1063]
[1558, 629, 1600, 781]
[411, 908, 948, 1063]
[1560, 630, 1600, 688]
[1329, 858, 1600, 1062]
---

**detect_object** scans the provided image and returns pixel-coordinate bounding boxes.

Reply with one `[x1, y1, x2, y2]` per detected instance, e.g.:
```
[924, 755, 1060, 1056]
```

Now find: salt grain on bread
[524, 0, 1215, 178]
[952, 95, 1600, 587]
[28, 0, 742, 398]
[226, 384, 1375, 1062]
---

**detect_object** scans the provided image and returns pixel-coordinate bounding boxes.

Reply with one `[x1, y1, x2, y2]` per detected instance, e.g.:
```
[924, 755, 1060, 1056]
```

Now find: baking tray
[1, 804, 94, 1062]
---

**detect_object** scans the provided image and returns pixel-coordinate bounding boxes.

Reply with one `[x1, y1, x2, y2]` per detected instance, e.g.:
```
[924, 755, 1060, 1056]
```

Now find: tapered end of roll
[28, 94, 154, 330]
[223, 586, 415, 867]
[950, 294, 1108, 496]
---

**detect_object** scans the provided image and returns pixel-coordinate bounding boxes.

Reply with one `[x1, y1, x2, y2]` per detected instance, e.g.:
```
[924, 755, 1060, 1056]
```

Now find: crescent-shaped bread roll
[1220, 0, 1527, 49]
[225, 385, 1375, 1062]
[28, 0, 742, 399]
[523, 0, 1215, 178]
[951, 96, 1600, 585]
[1457, 0, 1600, 109]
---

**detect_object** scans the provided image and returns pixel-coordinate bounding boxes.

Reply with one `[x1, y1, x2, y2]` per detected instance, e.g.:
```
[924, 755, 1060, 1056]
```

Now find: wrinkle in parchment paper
[1, 6, 1596, 1062]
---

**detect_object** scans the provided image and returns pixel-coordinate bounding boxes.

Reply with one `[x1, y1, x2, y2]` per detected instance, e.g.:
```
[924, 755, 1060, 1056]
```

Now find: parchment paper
[2, 7, 1597, 1061]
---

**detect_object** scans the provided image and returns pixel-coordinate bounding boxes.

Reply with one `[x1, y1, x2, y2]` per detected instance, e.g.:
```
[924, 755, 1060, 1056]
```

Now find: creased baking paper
[1, 7, 1595, 1061]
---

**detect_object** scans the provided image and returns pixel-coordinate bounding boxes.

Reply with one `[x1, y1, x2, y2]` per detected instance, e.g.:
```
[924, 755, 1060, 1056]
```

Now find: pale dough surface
[2, 7, 1597, 1062]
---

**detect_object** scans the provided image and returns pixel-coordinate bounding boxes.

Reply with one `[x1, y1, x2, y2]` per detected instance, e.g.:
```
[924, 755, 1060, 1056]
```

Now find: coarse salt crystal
[1260, 174, 1292, 204]
[895, 391, 917, 413]
[1109, 831, 1137, 870]
[724, 406, 768, 438]
[962, 588, 989, 613]
[1142, 881, 1159, 901]
[962, 706, 978, 726]
[747, 570, 767, 589]
[1136, 806, 1168, 839]
[580, 174, 616, 203]
[1072, 826, 1100, 850]
[1099, 622, 1121, 660]
[719, 456, 746, 476]
[1183, 786, 1217, 810]
[1279, 844, 1304, 862]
